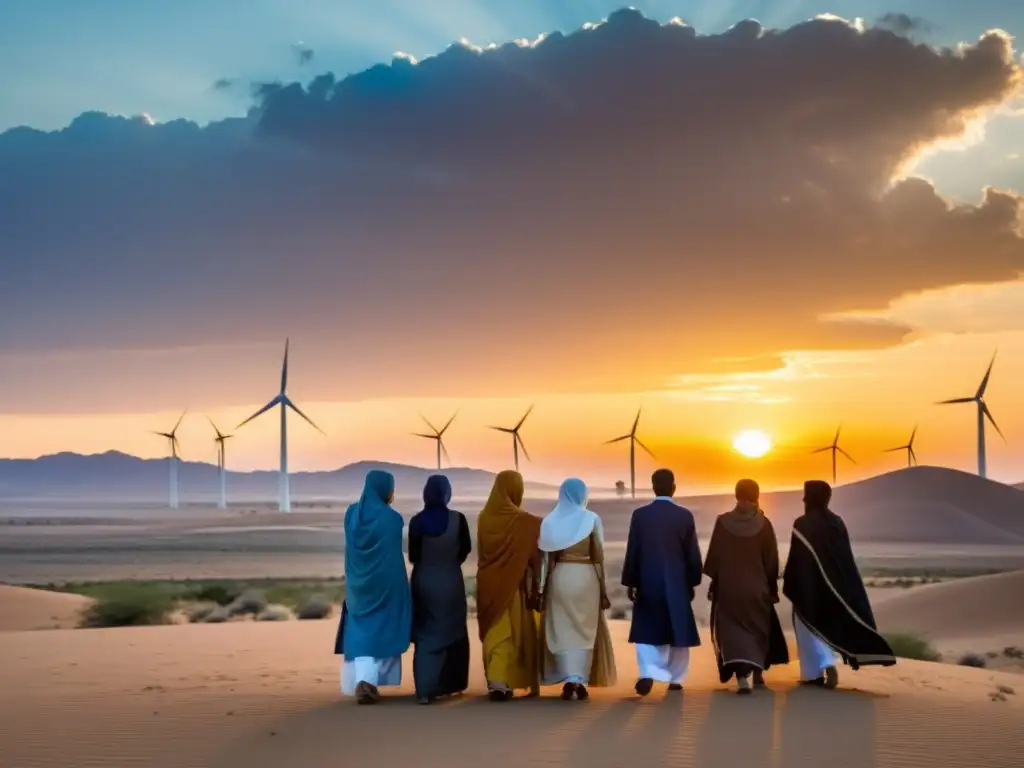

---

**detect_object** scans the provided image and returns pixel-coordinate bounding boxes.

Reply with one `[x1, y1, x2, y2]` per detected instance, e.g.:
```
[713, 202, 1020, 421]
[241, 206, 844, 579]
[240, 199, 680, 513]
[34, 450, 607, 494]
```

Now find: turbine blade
[412, 432, 436, 439]
[631, 407, 642, 436]
[439, 411, 458, 436]
[881, 446, 903, 453]
[976, 350, 996, 398]
[419, 413, 439, 435]
[810, 446, 831, 454]
[605, 435, 631, 444]
[207, 416, 224, 440]
[280, 338, 290, 394]
[153, 431, 172, 438]
[909, 446, 917, 464]
[171, 409, 187, 435]
[833, 425, 841, 446]
[515, 404, 535, 431]
[236, 395, 282, 429]
[439, 439, 451, 464]
[981, 402, 1005, 441]
[837, 446, 857, 464]
[634, 436, 656, 459]
[489, 426, 515, 433]
[516, 432, 531, 463]
[285, 398, 325, 435]
[936, 397, 974, 405]
[908, 424, 917, 445]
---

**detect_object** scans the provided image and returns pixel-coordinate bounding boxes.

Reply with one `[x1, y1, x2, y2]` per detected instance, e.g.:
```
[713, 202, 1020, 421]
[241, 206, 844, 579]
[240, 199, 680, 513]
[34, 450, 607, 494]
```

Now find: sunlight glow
[733, 429, 773, 458]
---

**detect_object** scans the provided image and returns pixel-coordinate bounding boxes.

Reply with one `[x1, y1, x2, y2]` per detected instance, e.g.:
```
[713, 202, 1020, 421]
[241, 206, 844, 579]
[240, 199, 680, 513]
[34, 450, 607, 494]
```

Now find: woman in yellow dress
[475, 469, 543, 701]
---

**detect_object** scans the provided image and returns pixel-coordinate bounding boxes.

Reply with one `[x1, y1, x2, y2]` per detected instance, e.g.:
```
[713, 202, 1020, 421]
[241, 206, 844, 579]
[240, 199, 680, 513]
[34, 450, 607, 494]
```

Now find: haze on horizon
[2, 3, 1024, 494]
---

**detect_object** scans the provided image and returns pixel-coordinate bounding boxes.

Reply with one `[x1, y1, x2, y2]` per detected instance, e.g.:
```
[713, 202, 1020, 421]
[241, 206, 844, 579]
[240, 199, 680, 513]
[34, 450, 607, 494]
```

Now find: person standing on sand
[703, 479, 789, 694]
[408, 474, 473, 705]
[538, 478, 617, 700]
[476, 469, 543, 701]
[622, 468, 703, 696]
[334, 470, 412, 705]
[782, 480, 897, 688]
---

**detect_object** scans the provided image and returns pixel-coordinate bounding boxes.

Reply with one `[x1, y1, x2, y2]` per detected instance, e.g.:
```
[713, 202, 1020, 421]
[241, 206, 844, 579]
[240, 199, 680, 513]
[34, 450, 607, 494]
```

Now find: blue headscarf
[415, 474, 453, 536]
[339, 470, 411, 660]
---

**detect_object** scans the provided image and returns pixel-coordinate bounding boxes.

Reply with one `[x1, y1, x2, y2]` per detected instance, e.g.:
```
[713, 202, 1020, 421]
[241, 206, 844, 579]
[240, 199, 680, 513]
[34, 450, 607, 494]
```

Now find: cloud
[291, 42, 315, 66]
[875, 12, 935, 37]
[211, 77, 236, 92]
[1, 9, 1023, 411]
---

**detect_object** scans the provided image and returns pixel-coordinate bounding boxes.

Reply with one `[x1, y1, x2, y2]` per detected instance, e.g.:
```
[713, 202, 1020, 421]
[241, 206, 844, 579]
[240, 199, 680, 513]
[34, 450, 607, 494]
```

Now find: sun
[733, 429, 772, 458]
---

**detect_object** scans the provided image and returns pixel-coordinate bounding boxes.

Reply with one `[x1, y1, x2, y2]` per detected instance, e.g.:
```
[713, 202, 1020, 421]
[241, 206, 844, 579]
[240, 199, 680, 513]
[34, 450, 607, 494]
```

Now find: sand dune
[0, 585, 91, 631]
[0, 619, 1020, 767]
[874, 570, 1024, 660]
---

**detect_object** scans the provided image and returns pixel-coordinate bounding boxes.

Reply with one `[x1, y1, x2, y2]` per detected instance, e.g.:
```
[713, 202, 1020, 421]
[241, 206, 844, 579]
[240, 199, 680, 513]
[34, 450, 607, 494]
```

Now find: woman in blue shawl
[335, 470, 412, 704]
[408, 474, 472, 704]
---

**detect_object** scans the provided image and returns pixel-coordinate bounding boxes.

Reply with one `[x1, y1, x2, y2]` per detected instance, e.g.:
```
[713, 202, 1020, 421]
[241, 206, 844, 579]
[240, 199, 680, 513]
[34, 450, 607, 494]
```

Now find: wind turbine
[413, 412, 457, 470]
[883, 425, 918, 468]
[488, 405, 534, 471]
[936, 351, 1003, 479]
[209, 417, 233, 510]
[811, 425, 856, 485]
[604, 407, 654, 499]
[236, 339, 324, 512]
[153, 410, 186, 509]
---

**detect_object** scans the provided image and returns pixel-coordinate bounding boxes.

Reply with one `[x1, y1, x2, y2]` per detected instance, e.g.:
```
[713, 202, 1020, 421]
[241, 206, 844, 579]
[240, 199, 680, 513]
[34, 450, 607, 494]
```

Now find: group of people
[334, 466, 896, 705]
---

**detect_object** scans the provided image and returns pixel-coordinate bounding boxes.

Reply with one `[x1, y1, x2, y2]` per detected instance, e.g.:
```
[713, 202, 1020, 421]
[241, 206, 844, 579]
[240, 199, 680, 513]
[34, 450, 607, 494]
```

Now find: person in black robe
[704, 479, 789, 694]
[782, 480, 896, 689]
[408, 474, 473, 704]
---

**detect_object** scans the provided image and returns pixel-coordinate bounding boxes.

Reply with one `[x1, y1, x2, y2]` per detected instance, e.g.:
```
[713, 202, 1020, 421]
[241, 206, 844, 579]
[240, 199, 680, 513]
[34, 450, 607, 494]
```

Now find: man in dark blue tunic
[622, 468, 704, 696]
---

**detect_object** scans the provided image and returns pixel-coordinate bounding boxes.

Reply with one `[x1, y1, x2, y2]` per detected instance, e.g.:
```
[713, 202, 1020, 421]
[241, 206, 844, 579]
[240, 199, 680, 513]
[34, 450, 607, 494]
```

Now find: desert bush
[79, 587, 173, 628]
[228, 589, 267, 616]
[256, 603, 293, 622]
[184, 601, 218, 623]
[188, 584, 239, 606]
[297, 595, 333, 620]
[884, 632, 941, 662]
[1003, 646, 1024, 660]
[958, 652, 987, 668]
[201, 605, 232, 623]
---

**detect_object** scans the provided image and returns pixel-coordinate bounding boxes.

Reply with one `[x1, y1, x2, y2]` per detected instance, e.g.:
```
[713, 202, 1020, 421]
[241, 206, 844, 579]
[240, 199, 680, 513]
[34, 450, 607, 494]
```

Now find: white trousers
[635, 644, 690, 684]
[340, 655, 402, 696]
[794, 616, 840, 680]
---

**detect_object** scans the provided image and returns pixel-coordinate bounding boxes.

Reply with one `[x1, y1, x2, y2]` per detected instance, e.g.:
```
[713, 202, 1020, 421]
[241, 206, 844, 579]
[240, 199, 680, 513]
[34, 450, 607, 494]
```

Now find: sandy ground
[0, 619, 1021, 768]
[0, 585, 93, 631]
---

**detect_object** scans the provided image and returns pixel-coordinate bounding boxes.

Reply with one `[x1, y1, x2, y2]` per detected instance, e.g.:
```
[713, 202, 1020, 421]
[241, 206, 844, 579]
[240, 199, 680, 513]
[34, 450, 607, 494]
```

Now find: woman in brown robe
[476, 470, 543, 701]
[703, 478, 788, 694]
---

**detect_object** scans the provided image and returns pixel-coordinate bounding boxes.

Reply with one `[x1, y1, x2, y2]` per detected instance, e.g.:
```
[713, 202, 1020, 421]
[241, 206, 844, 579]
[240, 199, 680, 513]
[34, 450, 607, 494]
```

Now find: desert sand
[0, 615, 1020, 768]
[0, 584, 93, 631]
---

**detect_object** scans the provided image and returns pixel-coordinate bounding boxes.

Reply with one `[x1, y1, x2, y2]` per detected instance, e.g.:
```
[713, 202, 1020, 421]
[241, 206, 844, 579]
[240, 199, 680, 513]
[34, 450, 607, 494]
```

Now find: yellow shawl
[475, 470, 541, 640]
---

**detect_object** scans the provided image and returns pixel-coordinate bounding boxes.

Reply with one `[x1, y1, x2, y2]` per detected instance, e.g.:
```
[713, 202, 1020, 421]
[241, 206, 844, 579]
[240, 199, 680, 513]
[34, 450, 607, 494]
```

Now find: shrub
[958, 653, 987, 668]
[184, 601, 218, 623]
[79, 587, 173, 628]
[188, 584, 239, 606]
[256, 604, 293, 622]
[297, 595, 333, 620]
[1003, 646, 1024, 660]
[201, 605, 232, 623]
[228, 589, 267, 616]
[884, 632, 941, 662]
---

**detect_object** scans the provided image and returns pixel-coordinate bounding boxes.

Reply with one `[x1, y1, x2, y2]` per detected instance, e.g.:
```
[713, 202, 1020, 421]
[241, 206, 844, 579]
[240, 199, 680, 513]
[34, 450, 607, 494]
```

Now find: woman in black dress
[408, 474, 473, 704]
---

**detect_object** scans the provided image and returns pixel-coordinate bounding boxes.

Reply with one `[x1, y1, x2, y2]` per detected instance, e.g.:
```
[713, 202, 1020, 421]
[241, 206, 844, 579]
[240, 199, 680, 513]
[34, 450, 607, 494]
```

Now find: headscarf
[343, 470, 408, 625]
[475, 470, 541, 640]
[538, 478, 602, 553]
[416, 474, 453, 536]
[718, 477, 765, 536]
[803, 480, 833, 511]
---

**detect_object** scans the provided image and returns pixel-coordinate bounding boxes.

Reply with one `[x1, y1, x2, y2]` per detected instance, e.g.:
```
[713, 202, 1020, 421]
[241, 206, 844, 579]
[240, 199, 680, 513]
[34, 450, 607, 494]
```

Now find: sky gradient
[2, 3, 1024, 493]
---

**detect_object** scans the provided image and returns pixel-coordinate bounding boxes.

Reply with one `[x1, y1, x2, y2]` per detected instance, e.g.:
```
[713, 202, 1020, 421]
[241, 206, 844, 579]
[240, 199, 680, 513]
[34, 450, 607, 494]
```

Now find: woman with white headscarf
[538, 478, 617, 700]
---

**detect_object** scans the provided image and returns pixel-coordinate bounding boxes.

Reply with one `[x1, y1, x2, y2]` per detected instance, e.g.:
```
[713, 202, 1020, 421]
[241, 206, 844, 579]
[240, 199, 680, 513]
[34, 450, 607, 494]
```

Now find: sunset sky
[2, 2, 1024, 493]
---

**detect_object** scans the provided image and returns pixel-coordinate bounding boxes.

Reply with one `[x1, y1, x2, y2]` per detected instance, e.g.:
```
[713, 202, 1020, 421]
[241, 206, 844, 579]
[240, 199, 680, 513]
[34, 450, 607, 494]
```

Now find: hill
[0, 451, 559, 502]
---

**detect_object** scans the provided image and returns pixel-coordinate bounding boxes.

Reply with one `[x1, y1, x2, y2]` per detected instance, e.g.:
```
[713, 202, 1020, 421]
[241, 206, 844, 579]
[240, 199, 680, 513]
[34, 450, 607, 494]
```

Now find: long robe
[703, 508, 789, 682]
[782, 506, 896, 669]
[622, 498, 703, 656]
[334, 470, 412, 694]
[409, 493, 472, 699]
[476, 470, 542, 693]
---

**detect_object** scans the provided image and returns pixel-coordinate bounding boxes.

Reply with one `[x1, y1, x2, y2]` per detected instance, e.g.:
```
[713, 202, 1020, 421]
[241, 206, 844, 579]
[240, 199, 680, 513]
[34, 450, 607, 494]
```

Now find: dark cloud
[0, 9, 1022, 411]
[211, 77, 236, 91]
[875, 12, 935, 37]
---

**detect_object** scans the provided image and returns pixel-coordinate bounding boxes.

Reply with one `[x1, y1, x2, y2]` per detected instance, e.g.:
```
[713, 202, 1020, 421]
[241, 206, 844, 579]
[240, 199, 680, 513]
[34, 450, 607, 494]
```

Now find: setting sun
[733, 429, 772, 458]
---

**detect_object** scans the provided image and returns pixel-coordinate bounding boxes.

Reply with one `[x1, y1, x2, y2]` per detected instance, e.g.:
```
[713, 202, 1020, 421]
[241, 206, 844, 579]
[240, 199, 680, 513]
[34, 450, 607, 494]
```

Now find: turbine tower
[153, 410, 186, 509]
[811, 425, 856, 485]
[209, 417, 233, 510]
[883, 425, 918, 468]
[236, 339, 324, 512]
[413, 412, 457, 470]
[604, 407, 654, 499]
[488, 405, 533, 471]
[936, 351, 1003, 479]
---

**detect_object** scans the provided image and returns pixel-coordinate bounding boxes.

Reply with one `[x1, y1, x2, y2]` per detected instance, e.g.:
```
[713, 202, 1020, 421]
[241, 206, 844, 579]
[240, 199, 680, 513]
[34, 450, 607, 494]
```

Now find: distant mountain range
[0, 451, 561, 501]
